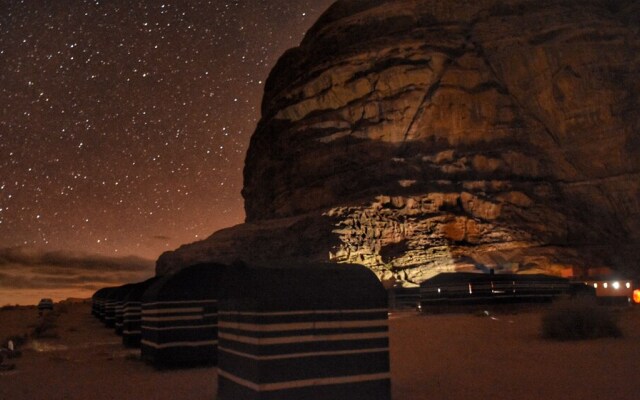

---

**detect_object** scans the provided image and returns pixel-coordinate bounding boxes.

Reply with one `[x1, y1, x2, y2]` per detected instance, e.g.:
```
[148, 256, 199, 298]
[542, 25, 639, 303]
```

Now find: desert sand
[1, 302, 639, 400]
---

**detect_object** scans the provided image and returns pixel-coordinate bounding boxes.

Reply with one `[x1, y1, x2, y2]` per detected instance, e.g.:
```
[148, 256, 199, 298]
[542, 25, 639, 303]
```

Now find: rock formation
[158, 0, 640, 285]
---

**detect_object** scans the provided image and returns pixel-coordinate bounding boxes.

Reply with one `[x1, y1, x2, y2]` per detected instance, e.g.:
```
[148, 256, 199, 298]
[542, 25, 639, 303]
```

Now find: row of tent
[92, 262, 391, 400]
[419, 272, 593, 306]
[92, 264, 222, 364]
[390, 272, 596, 310]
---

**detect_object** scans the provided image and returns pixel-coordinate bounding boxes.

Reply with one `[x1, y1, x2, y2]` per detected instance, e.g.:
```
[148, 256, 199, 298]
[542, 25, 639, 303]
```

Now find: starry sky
[0, 0, 335, 260]
[0, 0, 336, 304]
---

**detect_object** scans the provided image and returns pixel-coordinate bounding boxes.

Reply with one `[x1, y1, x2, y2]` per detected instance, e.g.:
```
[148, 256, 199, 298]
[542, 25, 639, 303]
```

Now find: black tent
[122, 277, 159, 347]
[140, 263, 226, 367]
[104, 284, 136, 329]
[419, 272, 571, 306]
[110, 283, 137, 335]
[91, 287, 113, 318]
[217, 262, 391, 400]
[92, 287, 118, 322]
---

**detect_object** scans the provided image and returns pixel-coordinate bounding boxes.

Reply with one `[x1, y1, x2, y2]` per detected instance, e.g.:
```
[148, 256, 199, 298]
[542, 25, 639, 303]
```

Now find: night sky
[0, 0, 335, 303]
[1, 0, 335, 260]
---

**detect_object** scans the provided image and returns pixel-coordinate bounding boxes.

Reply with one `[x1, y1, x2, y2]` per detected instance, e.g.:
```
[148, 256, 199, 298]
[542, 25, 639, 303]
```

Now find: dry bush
[32, 313, 59, 339]
[4, 334, 27, 348]
[541, 298, 622, 341]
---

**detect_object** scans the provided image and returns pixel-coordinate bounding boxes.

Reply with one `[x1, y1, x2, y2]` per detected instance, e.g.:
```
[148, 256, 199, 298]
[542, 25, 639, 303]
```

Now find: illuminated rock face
[158, 0, 640, 283]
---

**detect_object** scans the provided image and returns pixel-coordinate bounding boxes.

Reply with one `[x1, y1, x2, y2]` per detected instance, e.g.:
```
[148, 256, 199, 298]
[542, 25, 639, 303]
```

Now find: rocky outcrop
[158, 0, 640, 284]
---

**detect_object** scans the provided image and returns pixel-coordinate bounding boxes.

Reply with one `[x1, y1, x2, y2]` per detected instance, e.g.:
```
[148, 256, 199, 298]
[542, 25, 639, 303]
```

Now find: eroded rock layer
[158, 0, 640, 284]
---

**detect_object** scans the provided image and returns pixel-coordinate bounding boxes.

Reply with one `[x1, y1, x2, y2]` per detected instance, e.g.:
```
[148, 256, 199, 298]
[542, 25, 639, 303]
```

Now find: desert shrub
[541, 298, 622, 341]
[4, 334, 27, 348]
[32, 313, 59, 339]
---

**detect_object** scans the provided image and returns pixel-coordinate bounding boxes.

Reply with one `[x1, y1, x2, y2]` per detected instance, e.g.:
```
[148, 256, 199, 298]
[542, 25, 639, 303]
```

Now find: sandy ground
[1, 302, 639, 399]
[0, 303, 215, 400]
[391, 307, 640, 400]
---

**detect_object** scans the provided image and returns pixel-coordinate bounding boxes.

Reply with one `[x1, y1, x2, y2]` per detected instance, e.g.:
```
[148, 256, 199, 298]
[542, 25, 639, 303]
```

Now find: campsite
[2, 299, 640, 400]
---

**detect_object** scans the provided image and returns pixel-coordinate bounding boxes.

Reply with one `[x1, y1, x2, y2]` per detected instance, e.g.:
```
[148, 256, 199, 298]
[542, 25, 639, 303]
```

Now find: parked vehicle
[37, 298, 54, 311]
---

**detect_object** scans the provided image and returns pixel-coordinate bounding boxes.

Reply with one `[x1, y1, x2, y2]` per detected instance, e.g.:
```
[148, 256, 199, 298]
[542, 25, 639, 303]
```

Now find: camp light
[612, 281, 620, 290]
[634, 290, 640, 304]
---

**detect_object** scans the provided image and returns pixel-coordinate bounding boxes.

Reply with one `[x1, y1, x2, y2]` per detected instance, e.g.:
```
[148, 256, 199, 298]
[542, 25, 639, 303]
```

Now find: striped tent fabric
[104, 284, 135, 329]
[217, 262, 391, 400]
[112, 283, 137, 335]
[122, 277, 159, 347]
[94, 287, 118, 323]
[91, 287, 115, 318]
[140, 263, 226, 367]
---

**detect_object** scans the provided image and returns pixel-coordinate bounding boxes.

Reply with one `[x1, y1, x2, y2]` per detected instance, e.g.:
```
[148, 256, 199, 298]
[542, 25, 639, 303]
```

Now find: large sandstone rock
[158, 0, 640, 284]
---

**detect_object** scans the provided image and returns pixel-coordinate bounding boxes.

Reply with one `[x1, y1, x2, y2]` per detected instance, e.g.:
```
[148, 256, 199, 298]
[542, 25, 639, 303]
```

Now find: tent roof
[142, 263, 227, 302]
[122, 277, 160, 302]
[220, 262, 387, 312]
[105, 283, 137, 301]
[92, 286, 119, 300]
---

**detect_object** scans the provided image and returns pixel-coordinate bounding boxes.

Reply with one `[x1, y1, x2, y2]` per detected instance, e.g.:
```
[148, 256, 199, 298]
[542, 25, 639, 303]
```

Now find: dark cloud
[0, 247, 155, 300]
[0, 246, 154, 272]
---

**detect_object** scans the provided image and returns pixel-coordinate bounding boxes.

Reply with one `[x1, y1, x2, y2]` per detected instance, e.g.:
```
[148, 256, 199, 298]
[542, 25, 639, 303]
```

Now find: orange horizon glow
[0, 288, 94, 307]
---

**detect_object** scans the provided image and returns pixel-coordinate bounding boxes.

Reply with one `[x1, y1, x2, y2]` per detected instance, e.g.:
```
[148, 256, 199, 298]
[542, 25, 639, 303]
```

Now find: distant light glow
[613, 281, 620, 290]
